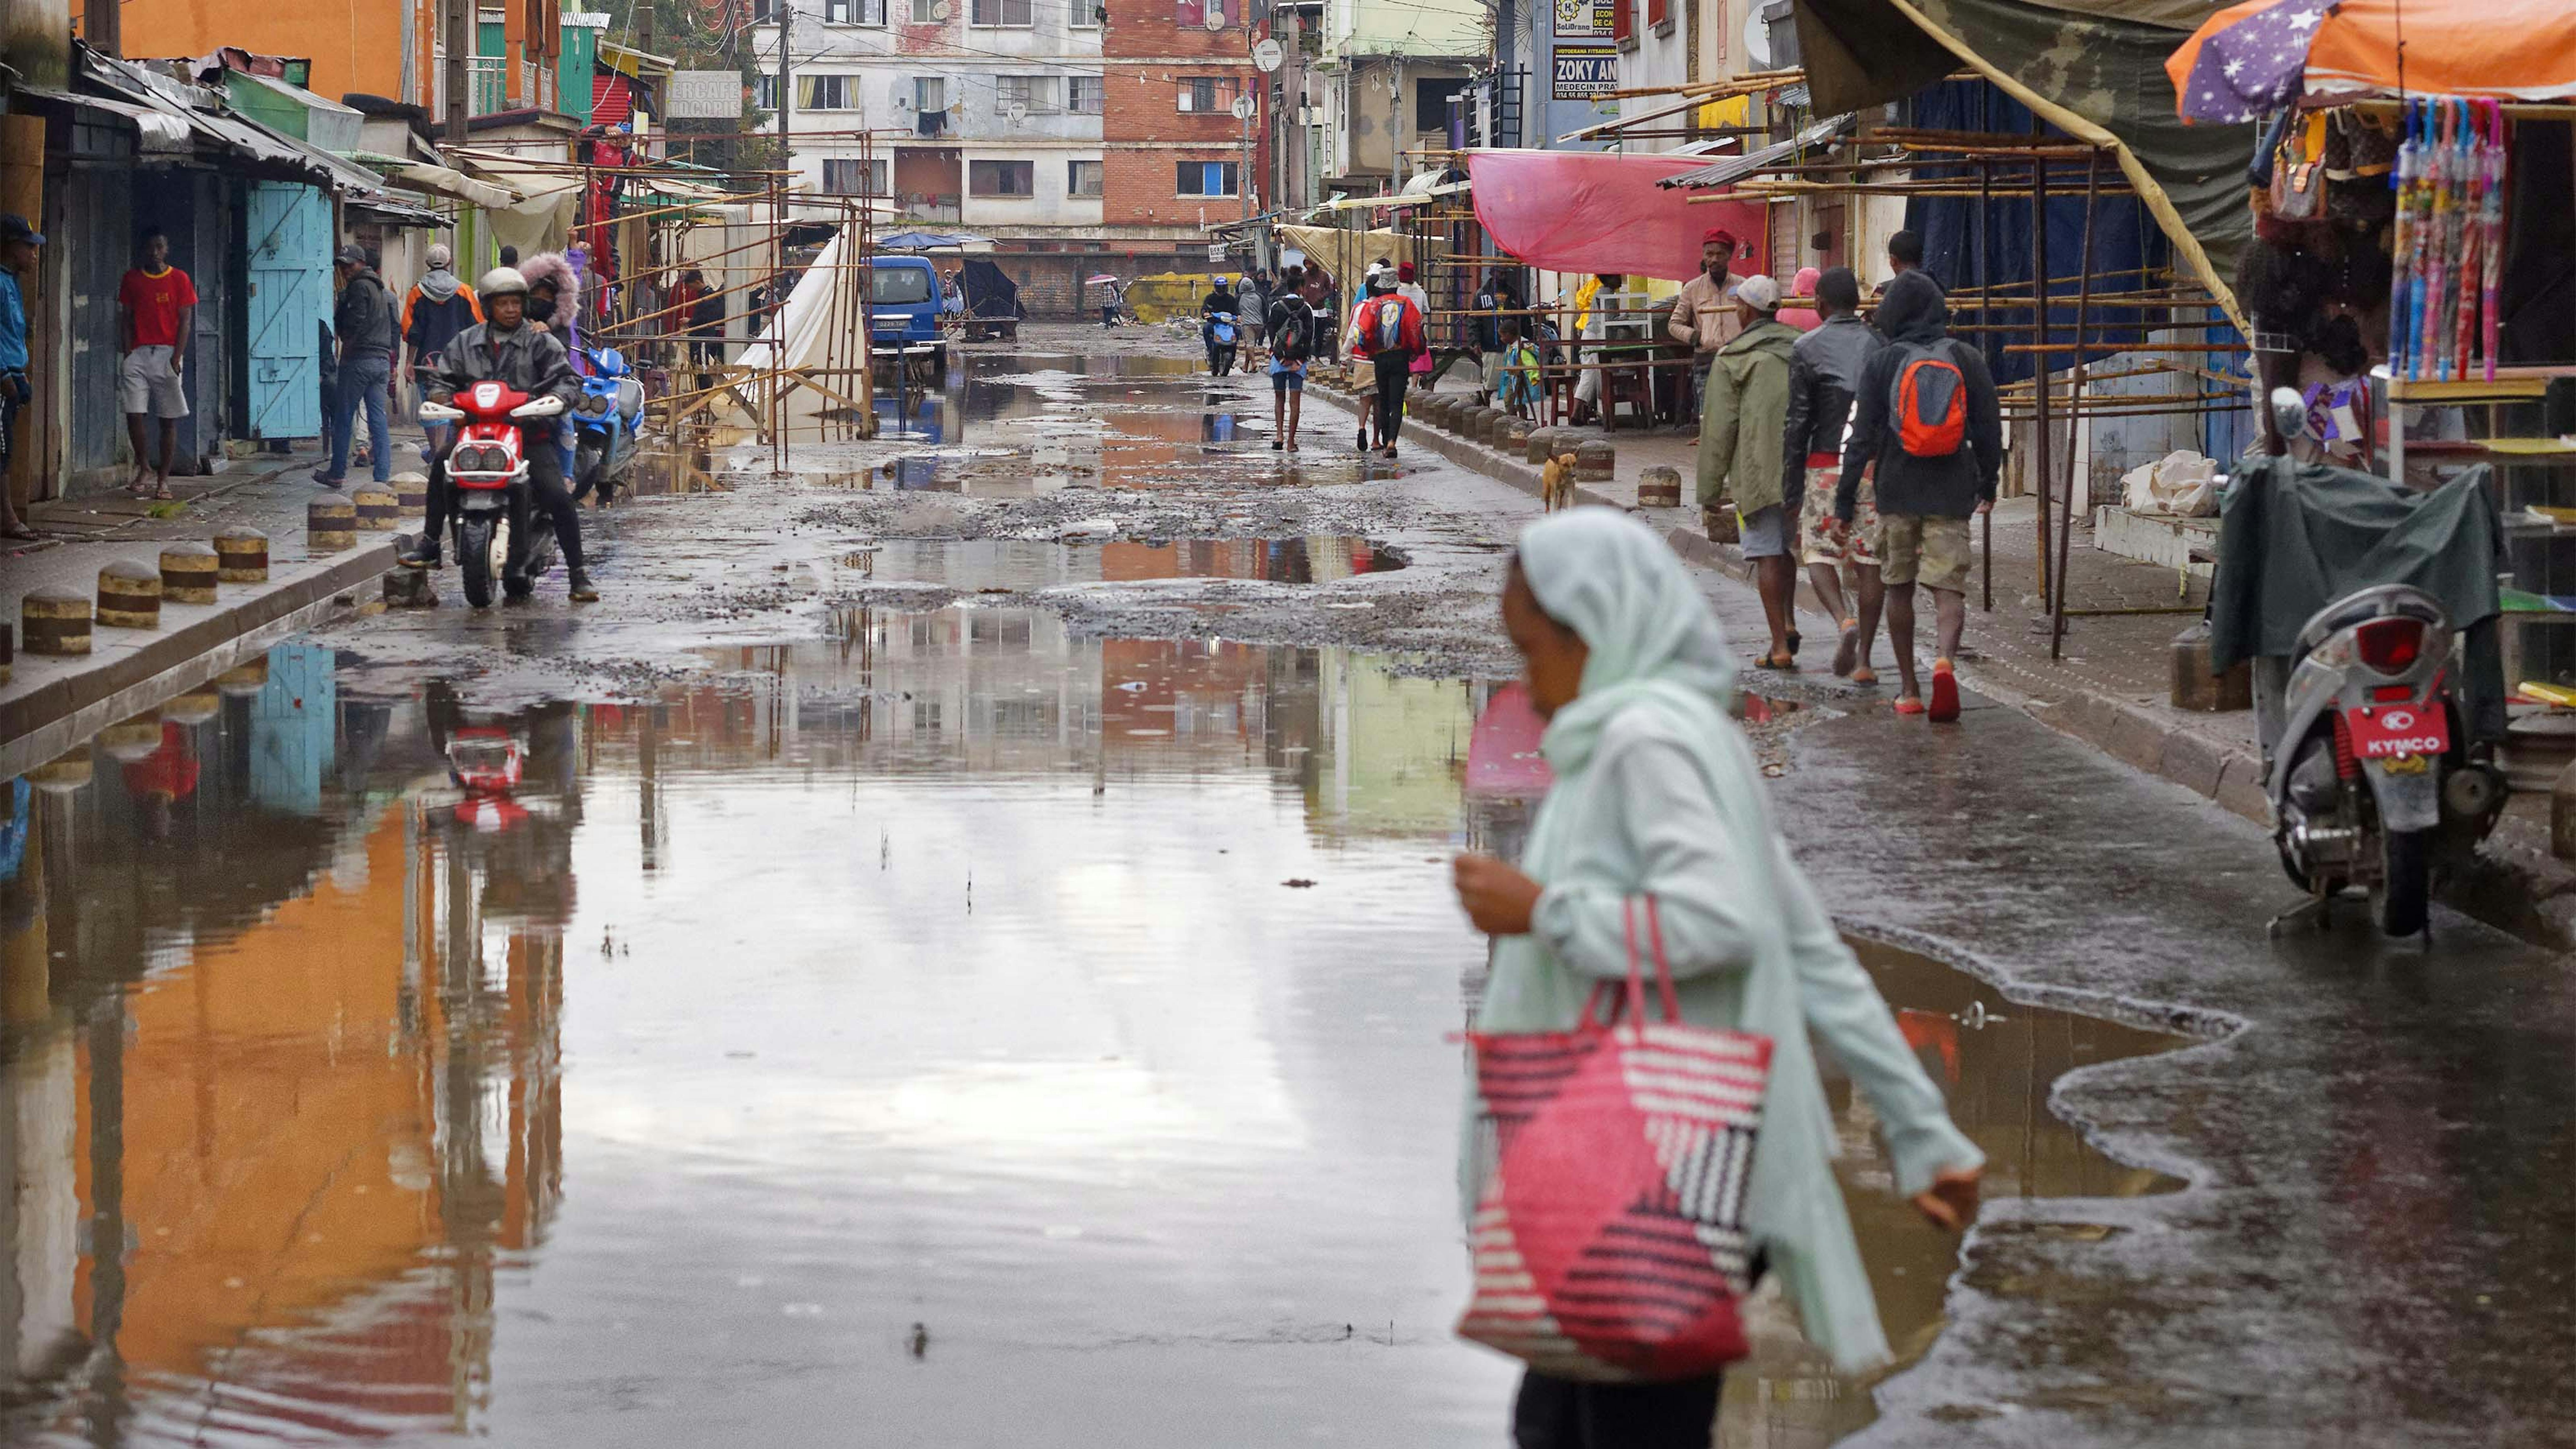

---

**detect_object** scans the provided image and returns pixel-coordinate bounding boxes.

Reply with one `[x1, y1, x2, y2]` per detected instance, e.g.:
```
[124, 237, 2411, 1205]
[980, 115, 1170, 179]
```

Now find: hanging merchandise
[2477, 101, 2507, 382]
[2387, 101, 2424, 380]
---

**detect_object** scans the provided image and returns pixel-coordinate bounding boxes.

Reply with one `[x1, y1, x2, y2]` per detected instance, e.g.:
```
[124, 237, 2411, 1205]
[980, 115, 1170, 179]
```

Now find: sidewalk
[2, 441, 411, 776]
[1308, 367, 2576, 944]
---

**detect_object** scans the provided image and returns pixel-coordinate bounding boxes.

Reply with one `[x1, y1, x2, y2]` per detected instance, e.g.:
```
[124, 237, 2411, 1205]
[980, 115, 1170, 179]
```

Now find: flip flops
[1893, 695, 1927, 716]
[1929, 658, 1961, 723]
[1831, 619, 1860, 677]
[1756, 650, 1798, 671]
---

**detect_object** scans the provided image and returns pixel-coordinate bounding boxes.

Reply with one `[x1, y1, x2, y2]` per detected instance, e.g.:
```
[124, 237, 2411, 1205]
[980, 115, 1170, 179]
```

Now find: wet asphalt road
[3, 325, 2568, 1446]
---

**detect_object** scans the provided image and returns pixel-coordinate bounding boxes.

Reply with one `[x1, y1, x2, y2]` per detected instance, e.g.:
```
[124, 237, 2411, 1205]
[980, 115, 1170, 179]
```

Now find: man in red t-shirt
[116, 229, 197, 498]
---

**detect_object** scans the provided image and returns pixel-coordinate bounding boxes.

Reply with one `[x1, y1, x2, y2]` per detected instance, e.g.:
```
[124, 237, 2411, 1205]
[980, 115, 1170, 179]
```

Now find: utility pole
[443, 0, 471, 150]
[775, 2, 795, 195]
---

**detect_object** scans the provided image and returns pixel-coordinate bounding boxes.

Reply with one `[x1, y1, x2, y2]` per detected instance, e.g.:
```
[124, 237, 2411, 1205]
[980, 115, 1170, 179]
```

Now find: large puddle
[0, 624, 2179, 1445]
[835, 537, 1406, 590]
[638, 350, 1411, 497]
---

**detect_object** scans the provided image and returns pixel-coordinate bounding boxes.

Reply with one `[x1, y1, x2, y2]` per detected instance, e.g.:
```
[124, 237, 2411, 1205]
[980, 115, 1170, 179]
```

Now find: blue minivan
[869, 255, 947, 370]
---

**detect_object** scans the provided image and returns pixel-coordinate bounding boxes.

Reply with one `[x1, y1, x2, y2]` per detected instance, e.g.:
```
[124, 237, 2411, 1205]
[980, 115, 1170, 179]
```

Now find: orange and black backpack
[1887, 340, 1968, 458]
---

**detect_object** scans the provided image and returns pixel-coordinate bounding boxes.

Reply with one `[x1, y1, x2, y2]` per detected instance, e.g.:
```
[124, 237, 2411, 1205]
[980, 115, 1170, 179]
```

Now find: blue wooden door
[245, 181, 328, 440]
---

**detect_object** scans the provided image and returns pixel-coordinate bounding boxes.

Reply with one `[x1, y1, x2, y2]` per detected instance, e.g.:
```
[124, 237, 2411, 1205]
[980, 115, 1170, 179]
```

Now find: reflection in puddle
[832, 537, 1406, 589]
[0, 627, 2177, 1445]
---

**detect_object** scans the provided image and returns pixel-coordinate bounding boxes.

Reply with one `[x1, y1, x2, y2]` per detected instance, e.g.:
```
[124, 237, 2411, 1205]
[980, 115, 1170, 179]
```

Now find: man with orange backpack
[1827, 269, 2001, 721]
[1346, 272, 1425, 460]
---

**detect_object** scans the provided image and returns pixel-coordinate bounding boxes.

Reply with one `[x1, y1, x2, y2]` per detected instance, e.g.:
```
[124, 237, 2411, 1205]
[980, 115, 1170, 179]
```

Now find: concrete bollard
[1423, 396, 1455, 429]
[97, 559, 162, 630]
[215, 526, 270, 582]
[98, 714, 161, 763]
[307, 492, 357, 554]
[382, 549, 437, 609]
[1479, 409, 1512, 447]
[1525, 426, 1563, 464]
[1503, 417, 1536, 454]
[20, 586, 90, 656]
[353, 483, 400, 531]
[2170, 622, 2252, 712]
[28, 744, 91, 793]
[160, 689, 220, 725]
[391, 470, 430, 514]
[160, 541, 220, 605]
[1636, 465, 1685, 509]
[2555, 760, 2576, 862]
[1574, 438, 1616, 482]
[214, 657, 269, 697]
[1464, 406, 1499, 442]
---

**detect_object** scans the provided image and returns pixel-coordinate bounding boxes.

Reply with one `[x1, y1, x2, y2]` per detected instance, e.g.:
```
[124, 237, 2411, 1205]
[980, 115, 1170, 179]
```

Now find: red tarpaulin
[1468, 151, 1768, 283]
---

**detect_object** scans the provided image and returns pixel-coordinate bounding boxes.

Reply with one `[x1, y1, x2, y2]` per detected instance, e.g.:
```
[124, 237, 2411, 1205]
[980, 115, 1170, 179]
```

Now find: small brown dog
[1541, 452, 1577, 512]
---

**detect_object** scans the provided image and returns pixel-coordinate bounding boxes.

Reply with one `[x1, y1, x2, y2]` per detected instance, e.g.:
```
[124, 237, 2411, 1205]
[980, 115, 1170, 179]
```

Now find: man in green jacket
[1696, 274, 1804, 668]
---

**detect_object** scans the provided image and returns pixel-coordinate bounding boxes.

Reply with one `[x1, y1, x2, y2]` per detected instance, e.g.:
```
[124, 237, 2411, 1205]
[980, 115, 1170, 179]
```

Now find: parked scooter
[572, 345, 644, 506]
[1207, 311, 1239, 375]
[419, 380, 569, 608]
[2237, 389, 2508, 937]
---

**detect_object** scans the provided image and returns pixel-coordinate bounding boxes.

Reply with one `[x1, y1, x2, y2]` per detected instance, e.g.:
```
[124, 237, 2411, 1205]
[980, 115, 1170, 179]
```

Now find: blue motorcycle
[571, 345, 644, 505]
[1205, 311, 1239, 375]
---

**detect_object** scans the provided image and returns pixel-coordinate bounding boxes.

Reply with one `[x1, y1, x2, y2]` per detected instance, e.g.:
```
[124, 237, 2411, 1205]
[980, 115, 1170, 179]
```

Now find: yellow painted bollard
[353, 483, 399, 530]
[96, 559, 162, 630]
[28, 743, 91, 793]
[392, 470, 430, 514]
[215, 526, 269, 582]
[21, 585, 91, 656]
[160, 541, 220, 604]
[214, 656, 269, 697]
[98, 713, 161, 762]
[307, 491, 357, 554]
[161, 688, 221, 725]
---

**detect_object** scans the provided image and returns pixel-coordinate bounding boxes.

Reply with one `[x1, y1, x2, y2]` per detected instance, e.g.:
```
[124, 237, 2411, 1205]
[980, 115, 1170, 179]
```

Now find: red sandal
[1893, 695, 1927, 716]
[1929, 658, 1961, 723]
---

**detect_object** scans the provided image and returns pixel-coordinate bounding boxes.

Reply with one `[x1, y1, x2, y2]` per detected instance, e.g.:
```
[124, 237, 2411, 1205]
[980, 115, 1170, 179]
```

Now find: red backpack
[1366, 295, 1424, 357]
[1888, 341, 1968, 457]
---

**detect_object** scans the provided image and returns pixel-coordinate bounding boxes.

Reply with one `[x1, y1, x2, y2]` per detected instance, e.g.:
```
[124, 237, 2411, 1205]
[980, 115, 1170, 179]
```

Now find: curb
[0, 540, 397, 777]
[1312, 381, 2576, 951]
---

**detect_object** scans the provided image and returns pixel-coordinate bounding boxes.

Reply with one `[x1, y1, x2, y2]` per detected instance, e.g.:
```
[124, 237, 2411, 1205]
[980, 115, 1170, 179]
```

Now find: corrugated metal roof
[11, 85, 194, 150]
[1656, 113, 1856, 190]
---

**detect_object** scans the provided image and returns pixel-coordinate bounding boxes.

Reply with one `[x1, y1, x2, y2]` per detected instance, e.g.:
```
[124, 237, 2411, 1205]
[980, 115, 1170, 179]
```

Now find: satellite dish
[930, 0, 950, 16]
[1005, 100, 1028, 122]
[1742, 11, 1774, 69]
[1202, 5, 1225, 30]
[1252, 37, 1283, 72]
[1229, 93, 1254, 120]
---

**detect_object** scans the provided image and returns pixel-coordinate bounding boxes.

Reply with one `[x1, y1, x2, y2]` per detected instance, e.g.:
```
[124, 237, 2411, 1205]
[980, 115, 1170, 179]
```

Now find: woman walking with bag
[1450, 508, 1984, 1448]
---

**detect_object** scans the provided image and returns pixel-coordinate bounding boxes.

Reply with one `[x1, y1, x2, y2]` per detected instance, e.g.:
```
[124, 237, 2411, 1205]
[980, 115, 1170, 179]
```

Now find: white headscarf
[1517, 507, 1737, 774]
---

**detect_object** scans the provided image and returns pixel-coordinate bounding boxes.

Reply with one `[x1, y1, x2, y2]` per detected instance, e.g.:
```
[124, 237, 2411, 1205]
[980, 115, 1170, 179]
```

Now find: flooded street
[2, 612, 2171, 1445]
[2, 327, 2562, 1446]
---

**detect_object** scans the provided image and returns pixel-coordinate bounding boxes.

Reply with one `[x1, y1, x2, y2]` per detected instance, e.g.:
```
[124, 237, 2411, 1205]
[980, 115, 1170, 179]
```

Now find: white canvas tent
[720, 226, 872, 427]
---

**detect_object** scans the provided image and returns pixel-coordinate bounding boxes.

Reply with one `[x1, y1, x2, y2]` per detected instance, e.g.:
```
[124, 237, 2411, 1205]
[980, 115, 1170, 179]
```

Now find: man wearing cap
[318, 243, 397, 488]
[1669, 227, 1744, 420]
[116, 229, 197, 499]
[0, 215, 40, 540]
[1695, 274, 1805, 669]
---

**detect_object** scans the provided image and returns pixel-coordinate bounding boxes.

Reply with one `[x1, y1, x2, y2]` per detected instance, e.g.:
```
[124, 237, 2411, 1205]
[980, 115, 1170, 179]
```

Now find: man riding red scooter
[400, 266, 597, 603]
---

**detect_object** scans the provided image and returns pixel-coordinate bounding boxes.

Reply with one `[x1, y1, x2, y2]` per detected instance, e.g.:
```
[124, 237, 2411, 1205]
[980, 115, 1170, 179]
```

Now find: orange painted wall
[119, 0, 415, 108]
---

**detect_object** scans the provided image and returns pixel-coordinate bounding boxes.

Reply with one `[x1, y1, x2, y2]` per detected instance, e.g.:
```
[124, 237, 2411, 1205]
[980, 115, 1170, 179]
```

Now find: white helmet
[479, 266, 529, 299]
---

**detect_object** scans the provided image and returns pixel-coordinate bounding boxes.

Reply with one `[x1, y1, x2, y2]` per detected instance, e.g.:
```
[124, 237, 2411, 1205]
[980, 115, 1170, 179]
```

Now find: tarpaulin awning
[1793, 0, 2250, 327]
[387, 161, 519, 209]
[875, 230, 992, 250]
[1319, 180, 1470, 213]
[1658, 113, 1856, 189]
[1274, 225, 1413, 288]
[2169, 0, 2576, 117]
[1467, 150, 1767, 283]
[458, 157, 584, 258]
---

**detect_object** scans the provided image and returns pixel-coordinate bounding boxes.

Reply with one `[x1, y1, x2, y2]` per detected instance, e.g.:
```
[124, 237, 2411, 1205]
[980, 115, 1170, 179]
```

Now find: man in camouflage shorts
[1781, 268, 1885, 680]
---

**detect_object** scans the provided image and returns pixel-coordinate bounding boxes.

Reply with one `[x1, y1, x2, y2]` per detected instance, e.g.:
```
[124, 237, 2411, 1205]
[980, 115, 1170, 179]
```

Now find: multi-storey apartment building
[750, 0, 1269, 310]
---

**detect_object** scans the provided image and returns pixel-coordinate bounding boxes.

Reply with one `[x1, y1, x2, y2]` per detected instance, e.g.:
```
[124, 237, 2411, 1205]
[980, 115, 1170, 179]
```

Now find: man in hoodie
[1830, 269, 2002, 721]
[1696, 274, 1804, 669]
[318, 244, 396, 488]
[402, 243, 482, 457]
[1782, 266, 1884, 682]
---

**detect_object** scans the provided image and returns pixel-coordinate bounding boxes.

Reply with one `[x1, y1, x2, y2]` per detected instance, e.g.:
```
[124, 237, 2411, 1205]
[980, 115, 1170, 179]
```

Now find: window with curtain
[1176, 76, 1237, 113]
[1066, 75, 1103, 113]
[796, 74, 854, 109]
[1176, 160, 1238, 196]
[1068, 159, 1103, 197]
[823, 158, 889, 194]
[970, 0, 1031, 22]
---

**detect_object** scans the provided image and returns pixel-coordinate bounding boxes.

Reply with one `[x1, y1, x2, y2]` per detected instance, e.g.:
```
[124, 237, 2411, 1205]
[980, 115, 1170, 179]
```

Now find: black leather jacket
[432, 318, 579, 409]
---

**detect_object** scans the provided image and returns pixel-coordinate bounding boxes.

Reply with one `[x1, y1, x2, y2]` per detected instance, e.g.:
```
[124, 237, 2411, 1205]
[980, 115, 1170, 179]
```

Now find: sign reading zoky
[1554, 47, 1618, 99]
[1553, 0, 1615, 37]
[666, 70, 746, 120]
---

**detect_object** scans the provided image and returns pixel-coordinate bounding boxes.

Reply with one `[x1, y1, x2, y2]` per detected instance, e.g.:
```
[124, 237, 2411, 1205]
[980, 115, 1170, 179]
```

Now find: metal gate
[245, 181, 327, 440]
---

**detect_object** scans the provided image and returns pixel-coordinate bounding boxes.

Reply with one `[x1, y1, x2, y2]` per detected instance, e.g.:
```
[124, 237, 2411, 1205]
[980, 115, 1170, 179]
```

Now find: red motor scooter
[418, 380, 568, 608]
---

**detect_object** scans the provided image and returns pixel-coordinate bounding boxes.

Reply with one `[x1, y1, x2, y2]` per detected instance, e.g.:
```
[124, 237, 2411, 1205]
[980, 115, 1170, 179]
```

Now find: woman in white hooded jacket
[1451, 507, 1985, 1448]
